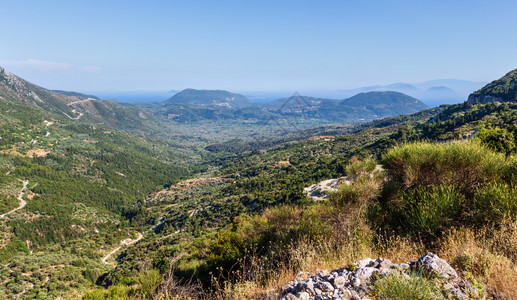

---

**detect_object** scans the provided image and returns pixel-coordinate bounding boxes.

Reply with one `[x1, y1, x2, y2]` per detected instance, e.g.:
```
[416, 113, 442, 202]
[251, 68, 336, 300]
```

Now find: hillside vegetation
[1, 65, 517, 299]
[0, 72, 189, 298]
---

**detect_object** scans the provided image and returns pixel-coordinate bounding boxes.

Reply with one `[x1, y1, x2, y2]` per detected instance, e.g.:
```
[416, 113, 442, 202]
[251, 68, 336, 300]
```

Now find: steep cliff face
[467, 69, 517, 104]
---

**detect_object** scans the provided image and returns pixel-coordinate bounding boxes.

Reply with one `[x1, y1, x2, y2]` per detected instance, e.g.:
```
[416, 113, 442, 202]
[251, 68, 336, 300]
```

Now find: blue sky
[1, 0, 517, 94]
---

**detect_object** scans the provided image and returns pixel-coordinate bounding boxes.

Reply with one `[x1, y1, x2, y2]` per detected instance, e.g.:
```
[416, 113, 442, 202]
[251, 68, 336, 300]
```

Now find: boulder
[354, 267, 379, 281]
[412, 252, 458, 280]
[353, 258, 375, 268]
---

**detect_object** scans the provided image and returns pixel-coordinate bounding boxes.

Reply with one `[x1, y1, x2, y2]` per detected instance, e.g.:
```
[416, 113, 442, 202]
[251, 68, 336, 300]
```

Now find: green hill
[261, 91, 427, 122]
[0, 67, 190, 298]
[468, 68, 517, 104]
[163, 88, 252, 108]
[341, 91, 428, 117]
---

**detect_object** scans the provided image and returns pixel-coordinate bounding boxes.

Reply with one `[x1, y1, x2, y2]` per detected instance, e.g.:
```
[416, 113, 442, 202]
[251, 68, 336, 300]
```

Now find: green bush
[383, 141, 505, 194]
[398, 186, 464, 235]
[369, 272, 440, 300]
[474, 183, 517, 223]
[476, 126, 516, 155]
[138, 269, 161, 300]
[346, 157, 377, 178]
[375, 141, 517, 237]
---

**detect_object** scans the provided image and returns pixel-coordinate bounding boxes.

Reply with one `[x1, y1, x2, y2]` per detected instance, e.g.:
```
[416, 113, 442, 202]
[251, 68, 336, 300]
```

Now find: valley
[4, 1, 517, 298]
[0, 65, 516, 299]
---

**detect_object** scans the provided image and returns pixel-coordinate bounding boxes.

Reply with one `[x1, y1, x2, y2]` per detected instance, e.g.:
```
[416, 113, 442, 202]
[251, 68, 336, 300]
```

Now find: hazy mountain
[258, 91, 427, 122]
[416, 79, 487, 94]
[385, 83, 420, 93]
[337, 79, 486, 107]
[163, 88, 252, 108]
[467, 69, 517, 104]
[420, 86, 459, 103]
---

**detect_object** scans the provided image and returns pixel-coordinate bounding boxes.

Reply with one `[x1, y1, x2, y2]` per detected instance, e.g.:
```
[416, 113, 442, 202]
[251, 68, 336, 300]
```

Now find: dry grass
[215, 219, 517, 299]
[211, 237, 374, 299]
[438, 221, 517, 299]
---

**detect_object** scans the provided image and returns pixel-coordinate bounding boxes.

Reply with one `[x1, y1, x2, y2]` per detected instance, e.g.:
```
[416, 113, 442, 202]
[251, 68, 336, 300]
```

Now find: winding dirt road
[102, 232, 144, 264]
[101, 217, 167, 264]
[0, 180, 28, 218]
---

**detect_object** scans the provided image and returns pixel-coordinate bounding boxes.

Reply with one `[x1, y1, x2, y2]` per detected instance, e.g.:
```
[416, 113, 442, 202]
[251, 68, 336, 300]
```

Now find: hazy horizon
[2, 1, 516, 93]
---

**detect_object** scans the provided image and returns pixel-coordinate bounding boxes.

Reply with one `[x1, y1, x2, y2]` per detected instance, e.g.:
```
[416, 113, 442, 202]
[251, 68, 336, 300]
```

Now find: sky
[1, 0, 517, 95]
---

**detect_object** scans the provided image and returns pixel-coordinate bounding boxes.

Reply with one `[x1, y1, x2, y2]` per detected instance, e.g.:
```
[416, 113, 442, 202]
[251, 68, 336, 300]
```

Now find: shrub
[397, 185, 464, 236]
[346, 156, 377, 178]
[138, 269, 161, 300]
[474, 183, 517, 223]
[369, 272, 440, 300]
[382, 141, 505, 195]
[376, 141, 515, 237]
[476, 126, 516, 155]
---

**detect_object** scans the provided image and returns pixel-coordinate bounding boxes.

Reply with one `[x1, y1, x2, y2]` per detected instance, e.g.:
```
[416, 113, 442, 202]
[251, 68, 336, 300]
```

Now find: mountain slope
[156, 103, 275, 122]
[0, 66, 157, 131]
[0, 68, 191, 298]
[467, 69, 517, 104]
[163, 88, 252, 108]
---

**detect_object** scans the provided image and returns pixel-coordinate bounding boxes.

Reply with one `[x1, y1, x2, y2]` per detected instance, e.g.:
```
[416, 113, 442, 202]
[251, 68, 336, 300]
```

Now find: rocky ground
[278, 253, 484, 300]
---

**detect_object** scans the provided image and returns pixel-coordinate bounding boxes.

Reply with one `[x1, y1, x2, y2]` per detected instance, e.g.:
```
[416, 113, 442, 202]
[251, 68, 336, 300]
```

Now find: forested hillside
[0, 72, 189, 298]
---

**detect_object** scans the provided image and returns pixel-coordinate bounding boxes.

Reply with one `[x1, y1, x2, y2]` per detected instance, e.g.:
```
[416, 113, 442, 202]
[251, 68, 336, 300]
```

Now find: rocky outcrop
[303, 177, 349, 201]
[467, 94, 506, 104]
[304, 165, 383, 201]
[278, 253, 482, 300]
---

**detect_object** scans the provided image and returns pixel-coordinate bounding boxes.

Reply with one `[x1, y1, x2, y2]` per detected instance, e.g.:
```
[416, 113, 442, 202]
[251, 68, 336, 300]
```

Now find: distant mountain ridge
[157, 89, 428, 123]
[0, 66, 429, 126]
[163, 88, 251, 108]
[467, 69, 517, 104]
[338, 79, 486, 107]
